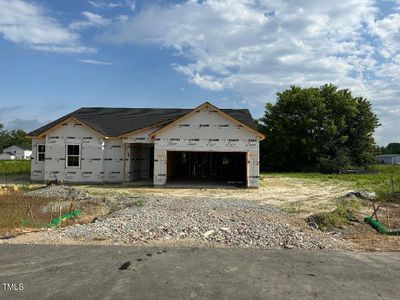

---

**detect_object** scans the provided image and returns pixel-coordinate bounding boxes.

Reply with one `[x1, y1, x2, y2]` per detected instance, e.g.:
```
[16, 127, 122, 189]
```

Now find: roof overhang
[27, 116, 106, 139]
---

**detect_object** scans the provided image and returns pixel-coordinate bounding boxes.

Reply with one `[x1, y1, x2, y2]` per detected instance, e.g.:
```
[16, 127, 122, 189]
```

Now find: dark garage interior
[167, 151, 247, 186]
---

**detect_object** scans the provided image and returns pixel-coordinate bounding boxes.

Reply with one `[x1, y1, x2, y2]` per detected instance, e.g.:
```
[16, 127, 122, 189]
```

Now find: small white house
[0, 152, 16, 160]
[1, 145, 32, 160]
[28, 102, 265, 187]
[376, 154, 400, 164]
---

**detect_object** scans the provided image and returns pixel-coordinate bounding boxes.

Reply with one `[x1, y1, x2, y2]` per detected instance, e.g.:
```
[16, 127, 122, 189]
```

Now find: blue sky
[0, 0, 399, 145]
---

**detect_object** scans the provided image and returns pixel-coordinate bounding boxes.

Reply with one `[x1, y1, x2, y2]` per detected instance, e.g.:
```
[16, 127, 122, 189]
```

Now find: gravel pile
[59, 196, 346, 250]
[27, 185, 90, 200]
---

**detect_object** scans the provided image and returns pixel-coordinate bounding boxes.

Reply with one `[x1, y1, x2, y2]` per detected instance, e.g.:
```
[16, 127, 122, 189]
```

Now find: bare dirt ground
[343, 201, 400, 251]
[80, 176, 350, 217]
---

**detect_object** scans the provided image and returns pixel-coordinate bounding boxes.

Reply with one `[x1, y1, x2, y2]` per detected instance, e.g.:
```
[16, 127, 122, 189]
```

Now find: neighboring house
[376, 154, 400, 164]
[0, 152, 16, 160]
[1, 145, 32, 160]
[28, 102, 264, 187]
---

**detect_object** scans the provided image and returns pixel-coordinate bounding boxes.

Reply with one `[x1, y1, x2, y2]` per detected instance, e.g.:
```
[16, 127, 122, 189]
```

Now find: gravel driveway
[59, 192, 348, 250]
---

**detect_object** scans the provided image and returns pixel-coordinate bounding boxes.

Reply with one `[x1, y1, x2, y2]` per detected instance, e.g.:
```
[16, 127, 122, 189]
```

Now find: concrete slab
[123, 179, 153, 187]
[166, 179, 245, 188]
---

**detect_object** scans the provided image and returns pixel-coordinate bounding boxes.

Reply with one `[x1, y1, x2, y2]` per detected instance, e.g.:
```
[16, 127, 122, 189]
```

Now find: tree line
[0, 124, 31, 153]
[378, 143, 400, 155]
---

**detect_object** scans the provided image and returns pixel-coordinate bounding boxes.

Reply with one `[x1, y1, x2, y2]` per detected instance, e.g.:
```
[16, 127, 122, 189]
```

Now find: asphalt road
[0, 245, 399, 300]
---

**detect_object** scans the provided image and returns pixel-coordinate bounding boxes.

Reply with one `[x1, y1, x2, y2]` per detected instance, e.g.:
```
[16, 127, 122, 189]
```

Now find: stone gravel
[56, 193, 347, 250]
[27, 185, 90, 200]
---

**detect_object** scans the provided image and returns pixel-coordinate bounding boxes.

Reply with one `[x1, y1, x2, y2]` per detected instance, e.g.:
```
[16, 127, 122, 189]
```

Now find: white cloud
[174, 64, 224, 91]
[102, 0, 400, 145]
[0, 0, 94, 53]
[88, 1, 122, 9]
[79, 59, 113, 65]
[0, 104, 67, 133]
[70, 11, 111, 31]
[117, 14, 129, 23]
[0, 106, 22, 119]
[369, 13, 400, 58]
[125, 0, 135, 11]
[88, 0, 135, 11]
[32, 45, 96, 54]
[6, 118, 46, 132]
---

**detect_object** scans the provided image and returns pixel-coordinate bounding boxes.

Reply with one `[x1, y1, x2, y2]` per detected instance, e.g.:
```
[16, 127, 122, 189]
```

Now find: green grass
[0, 160, 31, 175]
[263, 164, 400, 195]
[308, 198, 362, 231]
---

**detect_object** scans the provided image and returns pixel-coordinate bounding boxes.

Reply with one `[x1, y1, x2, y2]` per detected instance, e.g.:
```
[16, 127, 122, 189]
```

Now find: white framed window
[66, 144, 80, 167]
[37, 145, 45, 162]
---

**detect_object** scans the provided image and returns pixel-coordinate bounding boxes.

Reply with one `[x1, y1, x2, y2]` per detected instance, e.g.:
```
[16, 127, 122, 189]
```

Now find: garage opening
[167, 151, 247, 187]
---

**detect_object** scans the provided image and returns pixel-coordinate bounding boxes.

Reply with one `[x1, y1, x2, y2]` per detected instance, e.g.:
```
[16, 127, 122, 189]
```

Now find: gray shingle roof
[28, 106, 257, 137]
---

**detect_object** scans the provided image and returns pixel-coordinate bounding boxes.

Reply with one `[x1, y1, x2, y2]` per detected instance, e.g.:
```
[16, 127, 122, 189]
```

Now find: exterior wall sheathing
[41, 120, 105, 183]
[31, 138, 46, 181]
[103, 140, 125, 183]
[122, 125, 162, 144]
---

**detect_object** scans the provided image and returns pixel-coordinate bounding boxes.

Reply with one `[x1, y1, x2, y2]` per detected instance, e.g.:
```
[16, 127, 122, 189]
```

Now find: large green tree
[259, 84, 380, 171]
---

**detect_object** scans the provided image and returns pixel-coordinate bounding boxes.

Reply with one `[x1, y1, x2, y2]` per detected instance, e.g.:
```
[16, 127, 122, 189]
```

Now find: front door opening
[129, 143, 154, 182]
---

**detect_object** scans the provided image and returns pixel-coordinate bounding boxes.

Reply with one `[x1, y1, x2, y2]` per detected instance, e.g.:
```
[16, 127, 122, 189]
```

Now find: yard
[0, 164, 399, 251]
[0, 160, 30, 175]
[265, 164, 400, 194]
[0, 160, 31, 185]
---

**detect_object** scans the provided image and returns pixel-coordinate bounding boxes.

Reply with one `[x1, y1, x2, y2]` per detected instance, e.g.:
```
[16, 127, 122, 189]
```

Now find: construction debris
[364, 217, 400, 236]
[342, 190, 376, 200]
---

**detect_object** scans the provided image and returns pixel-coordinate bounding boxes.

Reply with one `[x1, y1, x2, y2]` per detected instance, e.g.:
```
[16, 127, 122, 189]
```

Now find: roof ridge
[75, 107, 252, 111]
[78, 107, 192, 110]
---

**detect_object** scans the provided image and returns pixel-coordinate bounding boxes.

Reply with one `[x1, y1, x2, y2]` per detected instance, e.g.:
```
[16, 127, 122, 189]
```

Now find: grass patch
[82, 186, 148, 200]
[132, 198, 145, 207]
[263, 164, 400, 193]
[0, 160, 30, 175]
[375, 177, 400, 203]
[108, 198, 145, 215]
[308, 198, 362, 231]
[282, 201, 308, 214]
